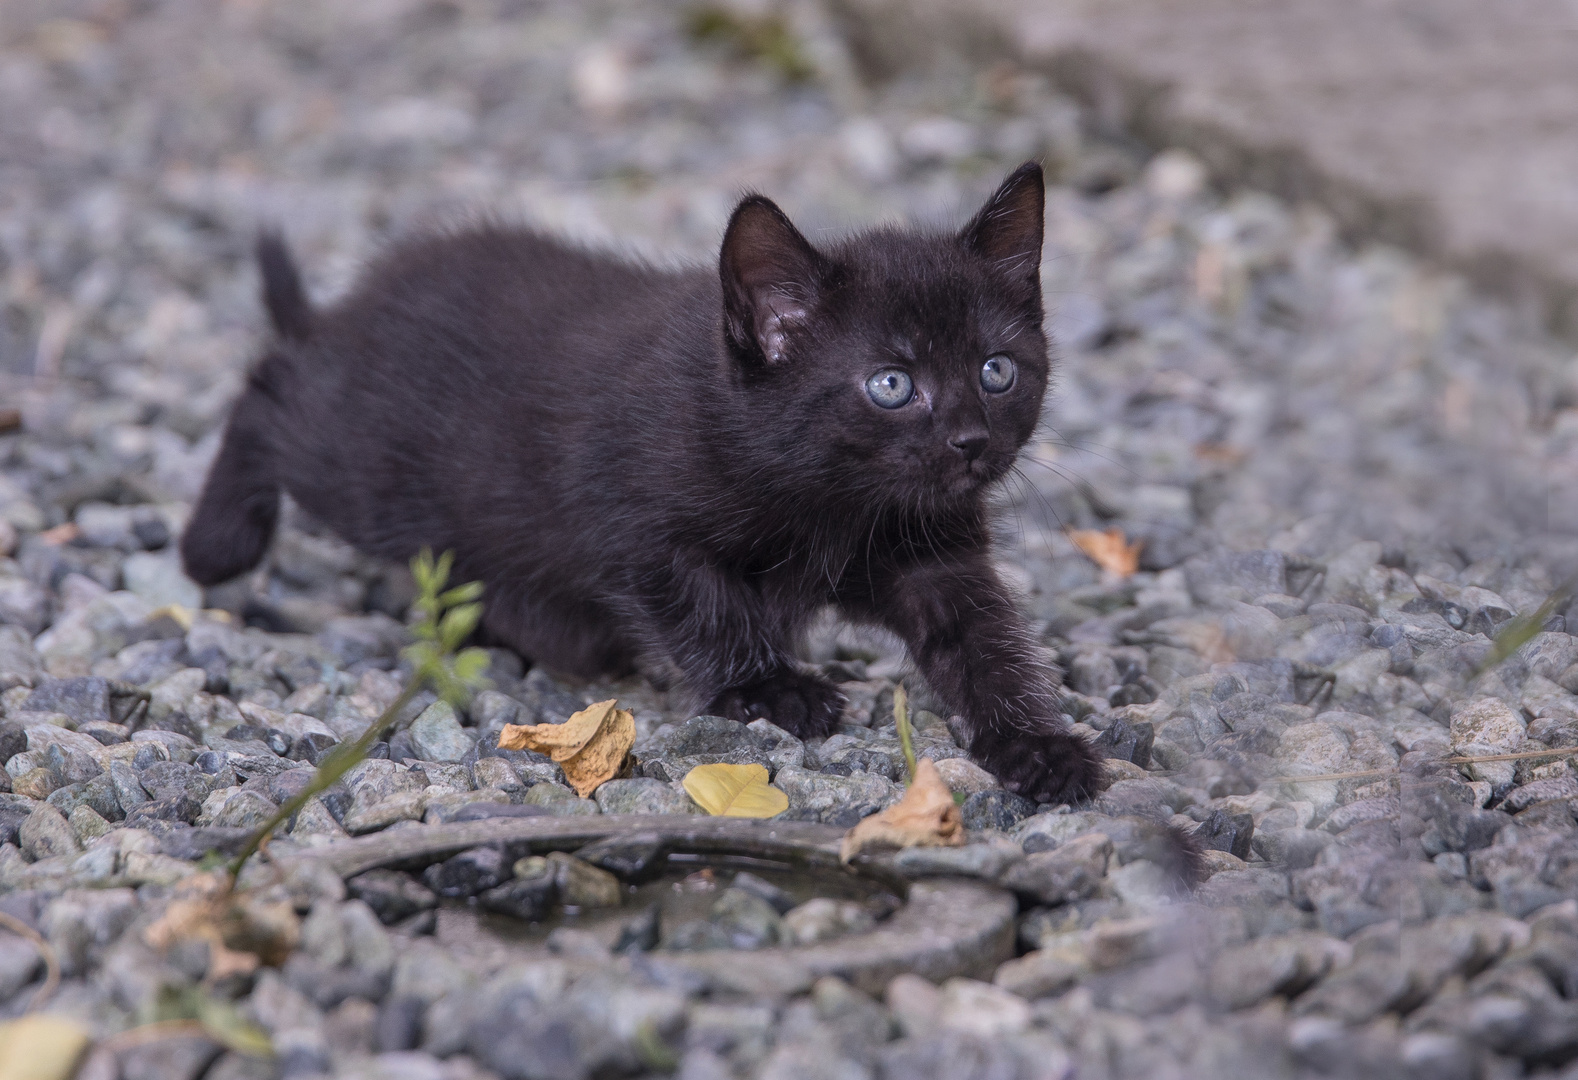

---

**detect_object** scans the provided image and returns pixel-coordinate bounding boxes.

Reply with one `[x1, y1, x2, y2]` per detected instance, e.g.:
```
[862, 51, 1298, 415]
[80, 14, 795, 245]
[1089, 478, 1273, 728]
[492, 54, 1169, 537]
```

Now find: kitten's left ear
[720, 195, 829, 367]
[960, 161, 1045, 292]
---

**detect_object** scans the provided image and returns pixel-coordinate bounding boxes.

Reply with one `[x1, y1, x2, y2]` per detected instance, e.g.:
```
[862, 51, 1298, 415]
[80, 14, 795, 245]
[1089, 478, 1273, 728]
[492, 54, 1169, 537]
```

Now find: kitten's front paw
[708, 670, 844, 740]
[970, 726, 1106, 804]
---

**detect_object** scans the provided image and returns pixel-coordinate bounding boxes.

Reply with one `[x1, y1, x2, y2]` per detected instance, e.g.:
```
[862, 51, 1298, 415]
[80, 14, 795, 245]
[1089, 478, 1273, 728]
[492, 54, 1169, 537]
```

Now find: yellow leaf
[682, 763, 789, 818]
[498, 699, 634, 798]
[839, 757, 964, 863]
[1068, 528, 1142, 578]
[0, 1015, 92, 1080]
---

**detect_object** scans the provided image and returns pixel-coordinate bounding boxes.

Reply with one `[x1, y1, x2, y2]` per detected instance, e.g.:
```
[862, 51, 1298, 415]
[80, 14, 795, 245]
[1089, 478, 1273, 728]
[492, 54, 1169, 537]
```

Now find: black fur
[182, 162, 1104, 802]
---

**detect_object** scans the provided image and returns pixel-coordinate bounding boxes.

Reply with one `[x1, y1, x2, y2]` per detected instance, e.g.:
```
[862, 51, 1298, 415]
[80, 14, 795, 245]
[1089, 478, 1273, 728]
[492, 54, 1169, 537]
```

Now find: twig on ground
[1268, 745, 1578, 784]
[0, 909, 61, 1013]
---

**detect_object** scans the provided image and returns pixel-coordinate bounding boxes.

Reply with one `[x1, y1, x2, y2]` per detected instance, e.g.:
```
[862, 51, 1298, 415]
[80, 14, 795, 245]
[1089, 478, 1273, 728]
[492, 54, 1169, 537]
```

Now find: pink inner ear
[755, 297, 807, 365]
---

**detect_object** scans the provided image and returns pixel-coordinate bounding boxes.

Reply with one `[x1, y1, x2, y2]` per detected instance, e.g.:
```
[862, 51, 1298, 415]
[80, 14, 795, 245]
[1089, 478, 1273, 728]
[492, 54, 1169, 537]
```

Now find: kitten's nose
[949, 431, 989, 461]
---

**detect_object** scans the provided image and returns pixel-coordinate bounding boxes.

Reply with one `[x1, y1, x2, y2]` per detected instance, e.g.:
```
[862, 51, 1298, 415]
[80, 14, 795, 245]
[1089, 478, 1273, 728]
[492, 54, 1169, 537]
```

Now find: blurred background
[2, 0, 1577, 630]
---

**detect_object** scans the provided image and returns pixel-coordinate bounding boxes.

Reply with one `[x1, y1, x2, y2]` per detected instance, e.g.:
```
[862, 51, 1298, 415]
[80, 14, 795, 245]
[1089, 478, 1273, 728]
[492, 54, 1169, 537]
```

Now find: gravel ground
[3, 2, 1578, 1079]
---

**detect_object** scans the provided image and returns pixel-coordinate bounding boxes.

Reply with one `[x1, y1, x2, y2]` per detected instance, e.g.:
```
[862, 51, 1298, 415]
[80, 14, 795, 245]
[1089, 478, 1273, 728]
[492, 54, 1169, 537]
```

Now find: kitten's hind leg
[180, 385, 281, 586]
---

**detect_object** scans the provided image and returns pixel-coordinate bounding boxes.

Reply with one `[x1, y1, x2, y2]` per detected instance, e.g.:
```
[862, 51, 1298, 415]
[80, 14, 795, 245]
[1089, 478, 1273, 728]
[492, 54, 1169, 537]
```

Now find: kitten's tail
[256, 230, 313, 341]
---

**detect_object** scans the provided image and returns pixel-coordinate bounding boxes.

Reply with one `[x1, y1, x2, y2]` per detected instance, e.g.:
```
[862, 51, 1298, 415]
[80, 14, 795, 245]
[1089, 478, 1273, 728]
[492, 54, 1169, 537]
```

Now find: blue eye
[866, 369, 914, 409]
[981, 354, 1015, 393]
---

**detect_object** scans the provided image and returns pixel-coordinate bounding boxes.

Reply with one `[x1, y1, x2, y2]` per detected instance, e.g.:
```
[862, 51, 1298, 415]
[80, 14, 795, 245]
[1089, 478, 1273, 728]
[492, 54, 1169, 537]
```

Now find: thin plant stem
[893, 683, 917, 784]
[227, 681, 421, 882]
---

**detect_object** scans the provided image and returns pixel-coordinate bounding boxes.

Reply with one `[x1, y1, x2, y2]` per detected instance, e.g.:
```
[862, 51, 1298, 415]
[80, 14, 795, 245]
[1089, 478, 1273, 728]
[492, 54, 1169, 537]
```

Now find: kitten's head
[719, 162, 1048, 513]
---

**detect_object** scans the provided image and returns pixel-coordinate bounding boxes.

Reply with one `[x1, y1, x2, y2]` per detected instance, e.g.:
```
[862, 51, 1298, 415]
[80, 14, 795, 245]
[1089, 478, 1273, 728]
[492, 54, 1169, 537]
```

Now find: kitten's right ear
[719, 195, 827, 367]
[959, 161, 1045, 291]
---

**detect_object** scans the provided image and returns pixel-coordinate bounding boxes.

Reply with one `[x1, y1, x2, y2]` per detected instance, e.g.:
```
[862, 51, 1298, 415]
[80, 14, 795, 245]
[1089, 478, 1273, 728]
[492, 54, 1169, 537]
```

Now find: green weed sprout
[227, 548, 490, 881]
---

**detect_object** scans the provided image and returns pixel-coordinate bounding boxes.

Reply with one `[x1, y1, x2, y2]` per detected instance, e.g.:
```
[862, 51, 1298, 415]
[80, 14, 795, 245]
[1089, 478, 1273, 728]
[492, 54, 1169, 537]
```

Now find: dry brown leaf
[498, 698, 634, 797]
[143, 871, 299, 982]
[839, 758, 964, 863]
[1068, 528, 1142, 578]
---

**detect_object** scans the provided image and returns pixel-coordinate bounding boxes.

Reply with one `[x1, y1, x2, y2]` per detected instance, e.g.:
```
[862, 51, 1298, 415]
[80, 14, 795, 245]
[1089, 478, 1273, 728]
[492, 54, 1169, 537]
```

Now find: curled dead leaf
[682, 763, 789, 817]
[498, 699, 634, 798]
[1068, 528, 1142, 578]
[839, 757, 964, 863]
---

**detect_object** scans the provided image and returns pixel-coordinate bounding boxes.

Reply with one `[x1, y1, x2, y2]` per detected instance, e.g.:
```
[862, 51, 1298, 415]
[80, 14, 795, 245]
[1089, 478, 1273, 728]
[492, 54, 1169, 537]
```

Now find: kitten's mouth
[944, 457, 1006, 495]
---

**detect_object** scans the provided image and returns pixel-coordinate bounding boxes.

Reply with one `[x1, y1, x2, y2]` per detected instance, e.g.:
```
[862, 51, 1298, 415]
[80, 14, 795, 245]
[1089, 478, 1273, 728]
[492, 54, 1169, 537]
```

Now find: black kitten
[182, 162, 1103, 803]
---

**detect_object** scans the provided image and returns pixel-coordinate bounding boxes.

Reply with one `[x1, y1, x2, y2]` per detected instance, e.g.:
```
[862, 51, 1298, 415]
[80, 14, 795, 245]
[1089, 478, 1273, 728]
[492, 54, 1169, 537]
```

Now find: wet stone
[422, 845, 510, 898]
[480, 873, 558, 921]
[573, 832, 667, 881]
[347, 869, 439, 926]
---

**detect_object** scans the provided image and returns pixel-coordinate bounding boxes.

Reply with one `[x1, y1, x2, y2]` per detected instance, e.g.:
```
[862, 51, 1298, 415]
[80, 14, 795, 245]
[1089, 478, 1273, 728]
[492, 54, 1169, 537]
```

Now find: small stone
[0, 933, 44, 1002]
[931, 757, 999, 796]
[408, 701, 474, 763]
[20, 803, 81, 861]
[124, 793, 204, 826]
[21, 677, 113, 728]
[937, 977, 1031, 1037]
[522, 782, 600, 815]
[638, 715, 774, 781]
[1450, 698, 1526, 788]
[67, 804, 110, 843]
[1192, 809, 1254, 859]
[960, 789, 1038, 832]
[773, 764, 901, 827]
[886, 973, 943, 1037]
[121, 850, 197, 886]
[471, 756, 523, 793]
[423, 787, 510, 824]
[993, 944, 1089, 1000]
[708, 886, 784, 949]
[121, 552, 204, 610]
[999, 833, 1112, 904]
[614, 903, 661, 953]
[1093, 718, 1154, 768]
[343, 790, 428, 833]
[893, 838, 1024, 879]
[480, 873, 557, 921]
[592, 777, 698, 815]
[288, 732, 340, 766]
[1207, 932, 1351, 1010]
[41, 887, 138, 976]
[213, 789, 279, 830]
[783, 898, 874, 945]
[572, 833, 667, 880]
[347, 870, 438, 925]
[423, 846, 510, 898]
[543, 851, 622, 907]
[728, 871, 796, 914]
[1252, 828, 1333, 869]
[374, 997, 426, 1054]
[12, 768, 56, 800]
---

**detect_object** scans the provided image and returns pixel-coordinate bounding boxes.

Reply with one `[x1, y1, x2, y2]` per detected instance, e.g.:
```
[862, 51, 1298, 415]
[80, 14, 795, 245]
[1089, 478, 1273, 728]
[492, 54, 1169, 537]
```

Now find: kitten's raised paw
[970, 726, 1106, 805]
[707, 670, 844, 740]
